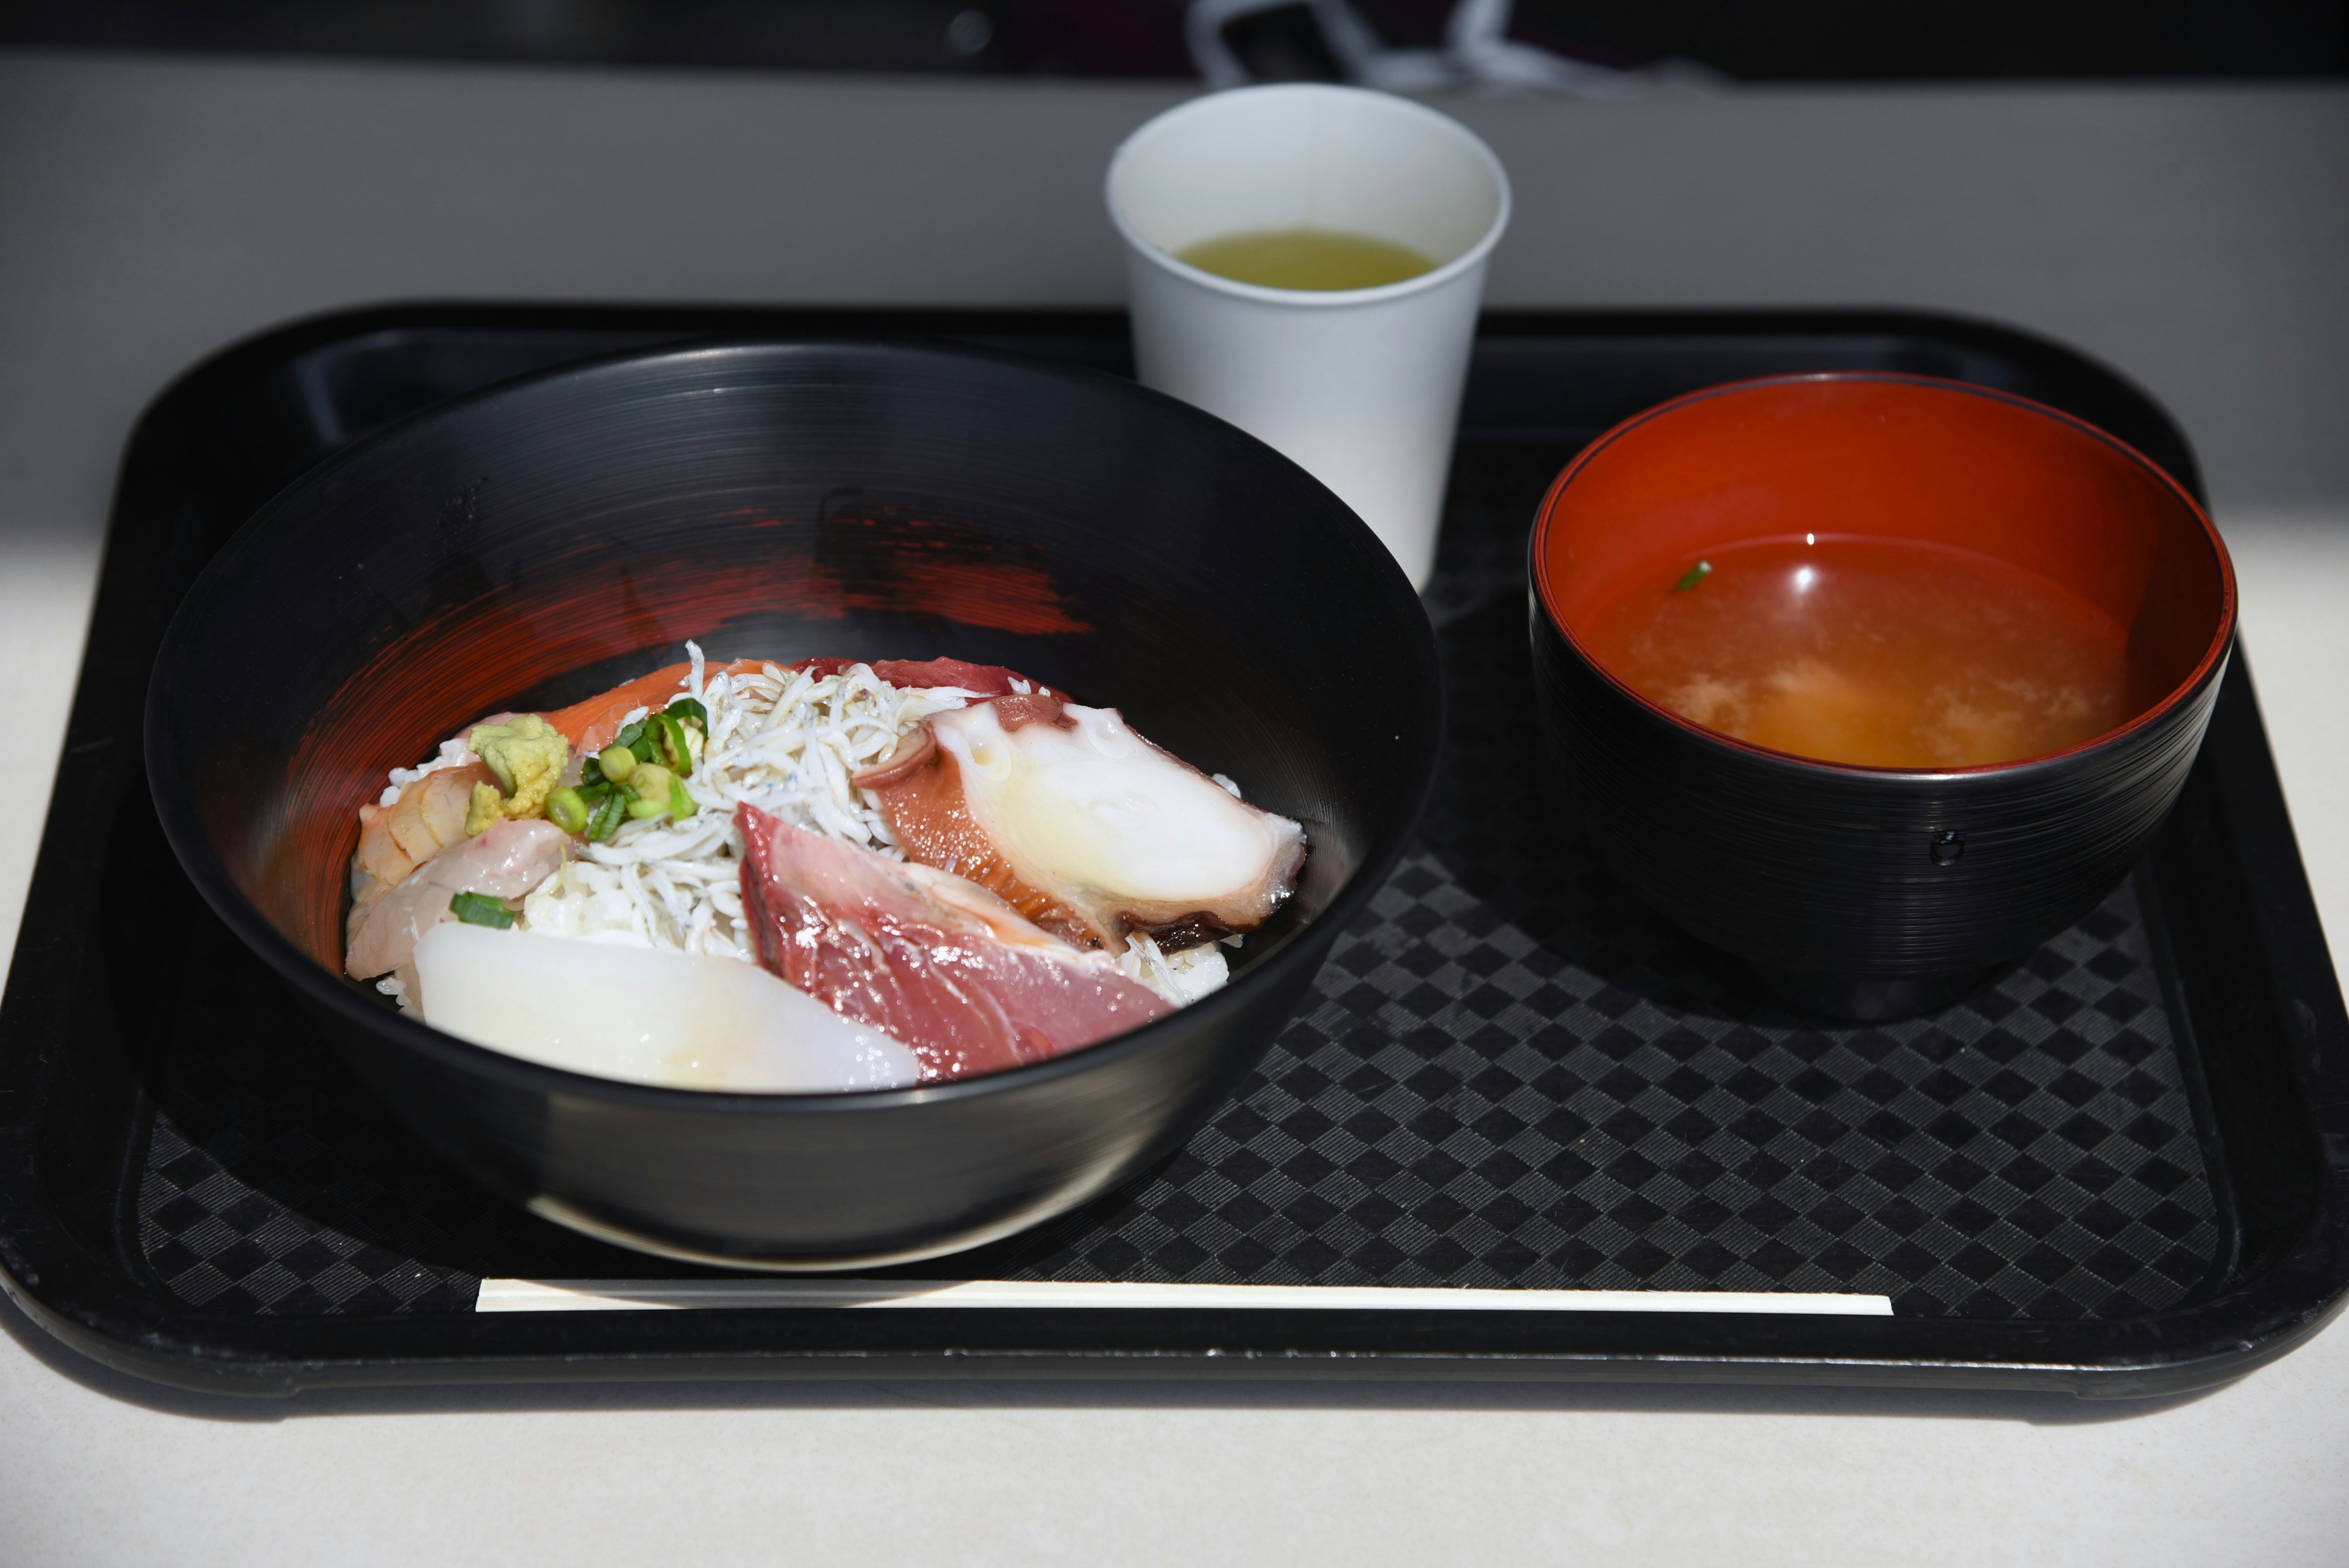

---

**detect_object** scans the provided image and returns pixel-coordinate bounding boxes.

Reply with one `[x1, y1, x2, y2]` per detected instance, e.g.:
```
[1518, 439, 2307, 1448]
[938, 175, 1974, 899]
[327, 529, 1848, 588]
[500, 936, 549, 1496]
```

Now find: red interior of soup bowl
[1530, 373, 2234, 770]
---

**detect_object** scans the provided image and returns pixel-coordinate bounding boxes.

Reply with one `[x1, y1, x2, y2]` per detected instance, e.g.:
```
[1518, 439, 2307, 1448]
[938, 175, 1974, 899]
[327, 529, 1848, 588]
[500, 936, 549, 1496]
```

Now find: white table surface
[1, 51, 2344, 1566]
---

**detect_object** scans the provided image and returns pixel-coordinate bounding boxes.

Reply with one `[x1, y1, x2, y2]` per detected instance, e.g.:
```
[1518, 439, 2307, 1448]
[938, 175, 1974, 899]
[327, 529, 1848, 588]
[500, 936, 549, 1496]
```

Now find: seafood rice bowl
[146, 337, 1438, 1266]
[344, 644, 1307, 1094]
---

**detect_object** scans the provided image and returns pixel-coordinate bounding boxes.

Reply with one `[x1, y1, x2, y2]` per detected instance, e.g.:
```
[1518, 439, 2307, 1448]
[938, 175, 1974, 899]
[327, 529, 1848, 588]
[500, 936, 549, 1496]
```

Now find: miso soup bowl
[1529, 372, 2234, 1014]
[147, 340, 1440, 1269]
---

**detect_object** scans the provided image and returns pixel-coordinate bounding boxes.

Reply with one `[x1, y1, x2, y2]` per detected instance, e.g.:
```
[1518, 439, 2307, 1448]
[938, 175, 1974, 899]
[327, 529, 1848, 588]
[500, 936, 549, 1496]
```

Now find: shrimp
[351, 761, 499, 914]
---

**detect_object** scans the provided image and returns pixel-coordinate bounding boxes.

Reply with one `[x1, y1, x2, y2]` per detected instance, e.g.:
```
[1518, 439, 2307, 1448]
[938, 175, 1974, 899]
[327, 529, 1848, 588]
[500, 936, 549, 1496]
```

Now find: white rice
[384, 643, 1230, 1005]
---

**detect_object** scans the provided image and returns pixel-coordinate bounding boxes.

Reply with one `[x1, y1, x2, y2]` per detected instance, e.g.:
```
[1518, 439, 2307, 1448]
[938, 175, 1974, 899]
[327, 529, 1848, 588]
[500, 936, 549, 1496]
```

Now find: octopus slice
[855, 694, 1306, 952]
[737, 806, 1170, 1082]
[847, 712, 1097, 948]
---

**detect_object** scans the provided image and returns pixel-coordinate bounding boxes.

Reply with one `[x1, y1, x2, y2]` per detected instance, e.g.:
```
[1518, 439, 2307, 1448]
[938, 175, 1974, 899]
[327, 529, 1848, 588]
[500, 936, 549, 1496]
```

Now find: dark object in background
[1504, 0, 2348, 79]
[2, 0, 2340, 78]
[144, 338, 1441, 1269]
[0, 0, 1195, 76]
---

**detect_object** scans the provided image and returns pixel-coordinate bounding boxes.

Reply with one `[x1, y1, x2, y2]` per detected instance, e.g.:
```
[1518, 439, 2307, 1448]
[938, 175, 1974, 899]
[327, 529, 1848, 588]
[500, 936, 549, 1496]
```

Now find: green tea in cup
[1176, 228, 1436, 291]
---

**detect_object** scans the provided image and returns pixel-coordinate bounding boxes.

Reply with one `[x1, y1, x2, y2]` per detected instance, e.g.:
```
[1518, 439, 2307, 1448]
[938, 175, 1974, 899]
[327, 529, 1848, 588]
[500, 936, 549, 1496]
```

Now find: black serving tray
[3, 304, 2344, 1397]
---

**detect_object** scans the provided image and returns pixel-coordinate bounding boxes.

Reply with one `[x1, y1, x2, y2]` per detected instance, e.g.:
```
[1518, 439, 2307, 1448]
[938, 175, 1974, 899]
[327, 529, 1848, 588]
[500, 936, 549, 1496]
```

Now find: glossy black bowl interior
[146, 340, 1441, 1269]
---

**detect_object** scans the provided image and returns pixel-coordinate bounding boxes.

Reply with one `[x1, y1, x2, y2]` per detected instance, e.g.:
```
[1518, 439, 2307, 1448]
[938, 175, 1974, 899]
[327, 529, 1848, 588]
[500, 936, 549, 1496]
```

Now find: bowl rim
[1527, 369, 2238, 781]
[146, 334, 1444, 1114]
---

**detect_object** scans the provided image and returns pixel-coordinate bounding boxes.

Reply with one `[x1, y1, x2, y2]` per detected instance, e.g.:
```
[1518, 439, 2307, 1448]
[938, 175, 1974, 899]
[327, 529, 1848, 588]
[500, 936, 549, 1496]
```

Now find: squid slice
[857, 694, 1305, 952]
[411, 922, 922, 1092]
[737, 806, 1171, 1082]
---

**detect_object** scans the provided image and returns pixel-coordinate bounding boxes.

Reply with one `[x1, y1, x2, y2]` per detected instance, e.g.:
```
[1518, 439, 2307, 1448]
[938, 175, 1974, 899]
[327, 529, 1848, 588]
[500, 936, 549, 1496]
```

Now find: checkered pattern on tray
[135, 918, 624, 1313]
[135, 497, 2221, 1321]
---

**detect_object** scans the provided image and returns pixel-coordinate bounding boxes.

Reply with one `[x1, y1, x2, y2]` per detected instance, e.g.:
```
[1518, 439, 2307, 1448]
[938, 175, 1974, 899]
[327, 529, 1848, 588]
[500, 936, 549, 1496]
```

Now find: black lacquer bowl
[146, 340, 1440, 1269]
[1530, 373, 2235, 1016]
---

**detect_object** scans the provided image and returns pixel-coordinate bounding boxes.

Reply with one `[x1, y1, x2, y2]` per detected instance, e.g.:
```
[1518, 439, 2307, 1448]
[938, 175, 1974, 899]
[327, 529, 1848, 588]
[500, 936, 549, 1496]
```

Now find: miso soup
[1581, 537, 2150, 769]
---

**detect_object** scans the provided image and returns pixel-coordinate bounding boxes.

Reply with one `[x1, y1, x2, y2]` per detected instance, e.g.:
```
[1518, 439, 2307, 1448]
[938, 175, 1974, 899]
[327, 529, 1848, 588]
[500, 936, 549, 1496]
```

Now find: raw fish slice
[857, 694, 1305, 951]
[737, 805, 1171, 1081]
[346, 818, 570, 979]
[412, 923, 921, 1091]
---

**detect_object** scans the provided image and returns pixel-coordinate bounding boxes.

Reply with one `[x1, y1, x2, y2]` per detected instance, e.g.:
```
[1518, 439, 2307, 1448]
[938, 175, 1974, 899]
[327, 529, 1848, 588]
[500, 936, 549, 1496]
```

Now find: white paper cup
[1107, 84, 1511, 589]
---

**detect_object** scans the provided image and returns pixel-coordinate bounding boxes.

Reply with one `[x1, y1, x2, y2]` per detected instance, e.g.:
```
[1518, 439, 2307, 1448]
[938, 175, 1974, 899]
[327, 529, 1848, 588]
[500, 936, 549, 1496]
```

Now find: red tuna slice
[791, 656, 1064, 701]
[736, 805, 1171, 1082]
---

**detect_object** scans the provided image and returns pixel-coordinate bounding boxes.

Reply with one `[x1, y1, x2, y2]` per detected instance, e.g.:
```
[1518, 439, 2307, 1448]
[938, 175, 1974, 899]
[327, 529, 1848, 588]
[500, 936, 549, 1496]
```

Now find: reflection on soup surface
[1580, 537, 2148, 768]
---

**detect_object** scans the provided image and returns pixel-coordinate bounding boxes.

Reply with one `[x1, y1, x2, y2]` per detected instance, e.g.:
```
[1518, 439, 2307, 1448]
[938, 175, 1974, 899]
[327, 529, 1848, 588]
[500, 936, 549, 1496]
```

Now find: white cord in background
[1186, 0, 1718, 95]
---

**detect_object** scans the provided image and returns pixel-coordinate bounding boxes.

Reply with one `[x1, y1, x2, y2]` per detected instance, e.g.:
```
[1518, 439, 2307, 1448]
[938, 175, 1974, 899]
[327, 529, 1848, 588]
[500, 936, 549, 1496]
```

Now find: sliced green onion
[666, 696, 709, 736]
[581, 755, 606, 787]
[1673, 560, 1713, 593]
[647, 710, 692, 775]
[623, 762, 676, 820]
[668, 775, 696, 820]
[449, 891, 514, 929]
[612, 717, 660, 766]
[597, 744, 637, 784]
[585, 790, 626, 842]
[545, 786, 588, 835]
